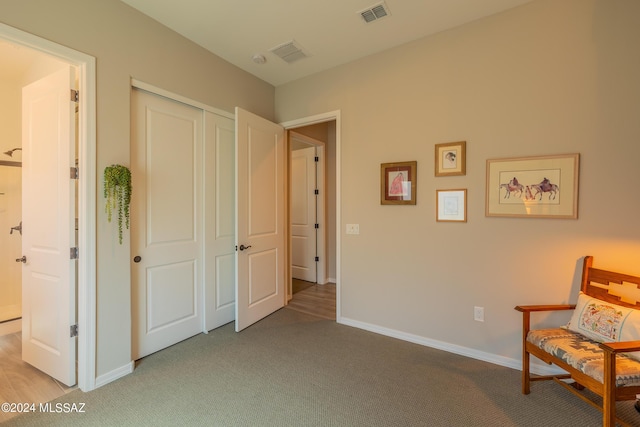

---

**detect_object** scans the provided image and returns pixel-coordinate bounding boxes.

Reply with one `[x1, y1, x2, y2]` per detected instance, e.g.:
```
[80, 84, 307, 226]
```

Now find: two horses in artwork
[500, 177, 559, 201]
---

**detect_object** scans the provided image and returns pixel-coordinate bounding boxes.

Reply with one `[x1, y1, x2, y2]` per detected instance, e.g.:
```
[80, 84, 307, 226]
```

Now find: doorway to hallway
[286, 115, 339, 320]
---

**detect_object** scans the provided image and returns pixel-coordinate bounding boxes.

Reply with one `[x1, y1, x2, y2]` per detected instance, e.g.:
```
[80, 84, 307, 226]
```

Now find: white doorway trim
[0, 23, 97, 391]
[281, 111, 341, 321]
[131, 79, 234, 120]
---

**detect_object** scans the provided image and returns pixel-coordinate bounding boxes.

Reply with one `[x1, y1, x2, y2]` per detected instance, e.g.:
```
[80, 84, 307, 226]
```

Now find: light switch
[346, 224, 360, 235]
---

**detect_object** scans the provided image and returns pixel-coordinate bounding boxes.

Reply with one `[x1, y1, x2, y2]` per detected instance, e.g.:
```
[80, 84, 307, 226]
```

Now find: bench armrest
[514, 304, 575, 313]
[600, 341, 640, 354]
[515, 304, 576, 338]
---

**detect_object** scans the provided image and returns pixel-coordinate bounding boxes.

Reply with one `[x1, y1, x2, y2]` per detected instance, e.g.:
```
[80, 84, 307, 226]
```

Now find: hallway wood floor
[286, 279, 336, 320]
[0, 331, 76, 423]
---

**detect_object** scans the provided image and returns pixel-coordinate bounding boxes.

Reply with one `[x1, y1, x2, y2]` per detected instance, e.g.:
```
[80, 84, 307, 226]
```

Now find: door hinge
[70, 247, 79, 260]
[314, 189, 319, 195]
[314, 223, 319, 229]
[315, 256, 320, 262]
[70, 167, 79, 179]
[314, 156, 319, 162]
[70, 89, 79, 103]
[70, 324, 78, 338]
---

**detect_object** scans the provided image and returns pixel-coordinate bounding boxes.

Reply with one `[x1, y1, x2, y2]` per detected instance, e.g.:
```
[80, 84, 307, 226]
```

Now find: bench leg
[521, 312, 531, 395]
[602, 350, 616, 427]
[522, 348, 531, 394]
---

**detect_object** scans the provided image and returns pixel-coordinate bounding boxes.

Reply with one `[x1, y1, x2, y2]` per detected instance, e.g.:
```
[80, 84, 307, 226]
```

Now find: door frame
[281, 111, 341, 321]
[0, 23, 97, 391]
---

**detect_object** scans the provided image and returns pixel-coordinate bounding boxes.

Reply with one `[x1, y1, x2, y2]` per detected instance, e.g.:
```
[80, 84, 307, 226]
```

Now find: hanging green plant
[104, 164, 132, 244]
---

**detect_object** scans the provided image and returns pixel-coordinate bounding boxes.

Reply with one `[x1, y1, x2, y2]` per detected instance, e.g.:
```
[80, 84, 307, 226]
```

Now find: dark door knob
[16, 256, 26, 263]
[239, 244, 252, 251]
[133, 256, 142, 263]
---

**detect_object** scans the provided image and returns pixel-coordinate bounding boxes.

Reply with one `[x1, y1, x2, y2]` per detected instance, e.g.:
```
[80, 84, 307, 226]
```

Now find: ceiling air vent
[269, 40, 309, 64]
[359, 2, 390, 23]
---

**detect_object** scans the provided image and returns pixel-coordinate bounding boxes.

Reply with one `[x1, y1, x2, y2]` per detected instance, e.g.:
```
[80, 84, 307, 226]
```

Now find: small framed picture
[380, 161, 417, 205]
[436, 189, 467, 222]
[435, 141, 466, 176]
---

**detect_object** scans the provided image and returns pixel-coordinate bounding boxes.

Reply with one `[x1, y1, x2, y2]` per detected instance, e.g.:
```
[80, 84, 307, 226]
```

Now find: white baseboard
[0, 319, 21, 337]
[94, 361, 134, 389]
[338, 317, 565, 377]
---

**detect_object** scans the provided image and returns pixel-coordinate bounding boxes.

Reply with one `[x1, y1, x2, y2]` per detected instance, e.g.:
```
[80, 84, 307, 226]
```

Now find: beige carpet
[8, 308, 640, 426]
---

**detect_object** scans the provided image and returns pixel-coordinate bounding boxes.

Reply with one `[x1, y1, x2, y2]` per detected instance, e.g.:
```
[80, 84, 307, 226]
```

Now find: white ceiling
[125, 0, 533, 87]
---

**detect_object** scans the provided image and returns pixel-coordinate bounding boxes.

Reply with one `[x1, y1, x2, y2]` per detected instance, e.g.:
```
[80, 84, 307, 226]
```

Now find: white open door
[21, 66, 76, 386]
[291, 146, 317, 282]
[235, 107, 285, 332]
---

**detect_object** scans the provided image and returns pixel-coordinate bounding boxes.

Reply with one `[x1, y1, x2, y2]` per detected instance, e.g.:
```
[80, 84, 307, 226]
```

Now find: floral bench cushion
[527, 328, 640, 387]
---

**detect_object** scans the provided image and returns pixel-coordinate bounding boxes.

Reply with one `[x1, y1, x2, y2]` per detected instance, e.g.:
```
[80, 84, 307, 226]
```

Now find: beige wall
[1, 0, 274, 378]
[276, 0, 640, 363]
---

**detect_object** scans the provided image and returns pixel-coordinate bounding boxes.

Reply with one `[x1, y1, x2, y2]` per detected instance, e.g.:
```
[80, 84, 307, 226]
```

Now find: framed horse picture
[380, 161, 417, 205]
[485, 153, 579, 218]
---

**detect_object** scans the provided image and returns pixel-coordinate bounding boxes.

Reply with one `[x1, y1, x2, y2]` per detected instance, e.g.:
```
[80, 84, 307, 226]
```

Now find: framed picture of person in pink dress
[380, 161, 417, 205]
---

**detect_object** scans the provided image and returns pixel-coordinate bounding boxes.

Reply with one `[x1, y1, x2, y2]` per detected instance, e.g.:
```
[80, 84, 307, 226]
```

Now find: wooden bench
[515, 256, 640, 427]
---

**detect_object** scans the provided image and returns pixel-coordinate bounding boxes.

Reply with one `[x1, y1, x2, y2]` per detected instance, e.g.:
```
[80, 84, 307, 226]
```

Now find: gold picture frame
[435, 141, 466, 176]
[380, 161, 417, 205]
[485, 153, 579, 219]
[436, 189, 467, 222]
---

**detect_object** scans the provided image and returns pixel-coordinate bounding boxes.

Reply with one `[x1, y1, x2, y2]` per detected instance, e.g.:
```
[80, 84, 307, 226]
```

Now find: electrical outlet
[474, 306, 484, 322]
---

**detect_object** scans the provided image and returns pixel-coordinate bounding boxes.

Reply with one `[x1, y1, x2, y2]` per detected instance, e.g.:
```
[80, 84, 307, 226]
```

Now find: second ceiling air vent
[359, 2, 390, 23]
[269, 40, 309, 64]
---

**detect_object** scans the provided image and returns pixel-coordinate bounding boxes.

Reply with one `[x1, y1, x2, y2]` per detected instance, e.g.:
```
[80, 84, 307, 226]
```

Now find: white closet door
[131, 88, 203, 359]
[204, 110, 236, 331]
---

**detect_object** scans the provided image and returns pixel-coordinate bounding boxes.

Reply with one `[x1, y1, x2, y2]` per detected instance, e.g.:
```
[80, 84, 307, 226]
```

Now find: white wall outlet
[474, 306, 484, 322]
[346, 224, 360, 235]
